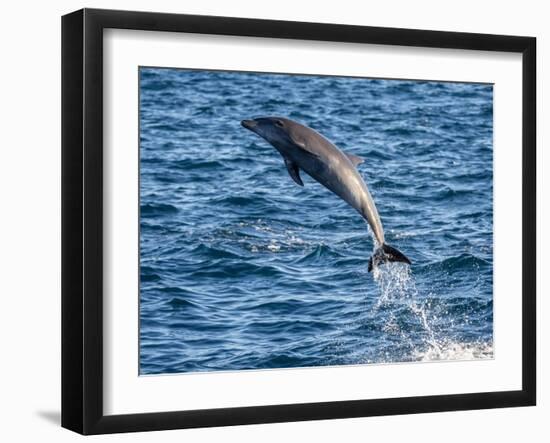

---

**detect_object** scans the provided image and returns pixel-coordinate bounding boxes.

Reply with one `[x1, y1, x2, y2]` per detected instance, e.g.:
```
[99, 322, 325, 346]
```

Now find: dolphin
[241, 116, 410, 271]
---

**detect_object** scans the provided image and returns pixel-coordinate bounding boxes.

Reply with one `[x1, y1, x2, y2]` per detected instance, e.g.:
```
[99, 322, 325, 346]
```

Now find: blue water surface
[139, 68, 493, 375]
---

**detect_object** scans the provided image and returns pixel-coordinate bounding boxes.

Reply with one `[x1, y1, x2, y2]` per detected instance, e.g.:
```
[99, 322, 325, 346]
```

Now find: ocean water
[139, 68, 493, 375]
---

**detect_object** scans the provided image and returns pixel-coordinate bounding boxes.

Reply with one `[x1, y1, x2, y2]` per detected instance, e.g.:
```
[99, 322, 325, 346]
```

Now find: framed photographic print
[61, 8, 536, 435]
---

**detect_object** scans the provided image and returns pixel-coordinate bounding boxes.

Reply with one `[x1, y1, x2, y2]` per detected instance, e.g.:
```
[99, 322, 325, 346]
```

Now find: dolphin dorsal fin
[284, 158, 304, 186]
[344, 152, 364, 167]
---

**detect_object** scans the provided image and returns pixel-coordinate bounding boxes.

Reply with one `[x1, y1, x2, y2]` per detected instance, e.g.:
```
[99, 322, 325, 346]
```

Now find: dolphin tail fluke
[368, 243, 411, 272]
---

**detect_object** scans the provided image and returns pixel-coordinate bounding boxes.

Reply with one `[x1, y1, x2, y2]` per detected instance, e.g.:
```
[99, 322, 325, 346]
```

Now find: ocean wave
[165, 297, 201, 310]
[433, 186, 475, 201]
[140, 272, 161, 283]
[245, 298, 340, 316]
[173, 158, 226, 170]
[140, 203, 179, 217]
[189, 243, 242, 259]
[140, 79, 177, 91]
[294, 244, 343, 264]
[140, 265, 162, 282]
[211, 195, 267, 207]
[242, 319, 333, 336]
[361, 149, 393, 161]
[420, 253, 491, 272]
[187, 260, 286, 279]
[383, 126, 430, 137]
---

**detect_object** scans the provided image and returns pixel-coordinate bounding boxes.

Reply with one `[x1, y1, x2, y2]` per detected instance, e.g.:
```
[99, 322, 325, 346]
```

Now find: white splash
[414, 339, 494, 362]
[267, 241, 281, 252]
[372, 262, 415, 307]
[371, 261, 493, 363]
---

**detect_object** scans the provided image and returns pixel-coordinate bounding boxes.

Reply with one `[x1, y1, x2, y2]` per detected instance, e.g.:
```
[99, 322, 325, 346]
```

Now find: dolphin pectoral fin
[284, 158, 304, 186]
[344, 152, 364, 167]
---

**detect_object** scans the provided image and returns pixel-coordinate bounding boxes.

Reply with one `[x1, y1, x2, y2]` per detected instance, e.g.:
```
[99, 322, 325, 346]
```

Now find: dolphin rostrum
[241, 116, 411, 271]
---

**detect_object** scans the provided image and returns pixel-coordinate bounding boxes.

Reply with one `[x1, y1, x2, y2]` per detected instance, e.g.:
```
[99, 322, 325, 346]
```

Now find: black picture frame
[61, 8, 536, 435]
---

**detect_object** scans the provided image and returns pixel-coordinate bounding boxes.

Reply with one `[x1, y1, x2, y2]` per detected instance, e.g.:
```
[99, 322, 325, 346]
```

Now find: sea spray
[370, 262, 493, 362]
[372, 262, 445, 360]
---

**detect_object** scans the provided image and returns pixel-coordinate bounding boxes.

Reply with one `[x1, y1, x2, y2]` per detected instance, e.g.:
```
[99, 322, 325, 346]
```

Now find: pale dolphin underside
[241, 116, 411, 272]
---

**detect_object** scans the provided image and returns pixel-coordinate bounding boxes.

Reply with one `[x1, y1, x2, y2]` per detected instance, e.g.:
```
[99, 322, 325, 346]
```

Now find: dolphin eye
[275, 120, 284, 127]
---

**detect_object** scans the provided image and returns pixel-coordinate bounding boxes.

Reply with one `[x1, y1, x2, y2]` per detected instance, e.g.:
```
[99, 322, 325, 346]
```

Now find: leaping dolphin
[241, 116, 411, 272]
